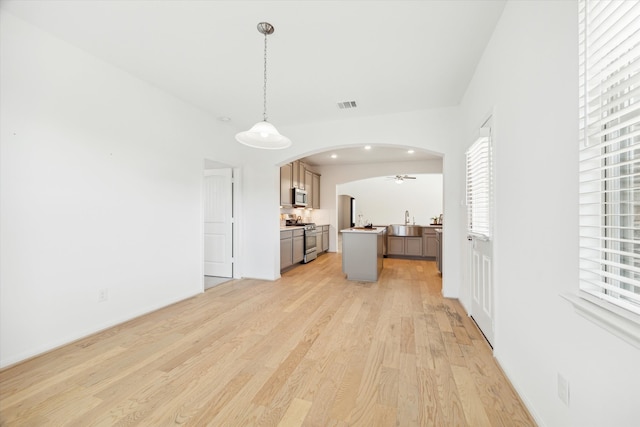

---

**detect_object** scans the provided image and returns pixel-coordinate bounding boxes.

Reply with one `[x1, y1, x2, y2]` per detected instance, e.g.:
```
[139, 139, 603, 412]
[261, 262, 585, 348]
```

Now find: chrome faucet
[405, 210, 410, 225]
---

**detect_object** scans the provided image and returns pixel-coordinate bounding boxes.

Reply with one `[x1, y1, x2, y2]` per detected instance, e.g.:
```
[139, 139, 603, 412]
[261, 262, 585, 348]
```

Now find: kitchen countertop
[280, 224, 330, 231]
[341, 227, 386, 233]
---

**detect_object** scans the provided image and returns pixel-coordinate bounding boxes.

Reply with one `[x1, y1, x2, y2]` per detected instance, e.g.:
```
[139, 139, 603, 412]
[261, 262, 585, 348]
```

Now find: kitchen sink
[387, 224, 423, 236]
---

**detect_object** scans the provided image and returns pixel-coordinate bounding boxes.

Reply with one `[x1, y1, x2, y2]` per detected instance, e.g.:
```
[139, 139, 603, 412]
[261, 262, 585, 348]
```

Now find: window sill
[561, 293, 640, 349]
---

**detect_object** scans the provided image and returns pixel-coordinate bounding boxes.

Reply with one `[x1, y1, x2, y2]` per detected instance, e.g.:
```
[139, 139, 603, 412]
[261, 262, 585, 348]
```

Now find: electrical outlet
[557, 373, 570, 407]
[98, 288, 109, 302]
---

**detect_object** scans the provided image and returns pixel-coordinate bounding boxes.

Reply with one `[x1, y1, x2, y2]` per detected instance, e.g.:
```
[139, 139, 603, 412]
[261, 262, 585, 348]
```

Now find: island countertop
[341, 227, 386, 234]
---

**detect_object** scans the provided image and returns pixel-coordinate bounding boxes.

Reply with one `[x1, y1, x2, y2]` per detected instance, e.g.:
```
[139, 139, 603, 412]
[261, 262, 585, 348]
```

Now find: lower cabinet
[423, 227, 440, 259]
[280, 231, 293, 270]
[405, 237, 423, 256]
[435, 230, 442, 274]
[322, 226, 329, 251]
[293, 232, 304, 264]
[316, 225, 330, 254]
[387, 236, 405, 255]
[281, 229, 305, 271]
[387, 236, 423, 256]
[317, 230, 324, 255]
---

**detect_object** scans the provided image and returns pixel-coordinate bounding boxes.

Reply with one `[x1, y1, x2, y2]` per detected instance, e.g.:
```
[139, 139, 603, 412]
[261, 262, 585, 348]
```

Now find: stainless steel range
[285, 217, 317, 264]
[302, 223, 317, 263]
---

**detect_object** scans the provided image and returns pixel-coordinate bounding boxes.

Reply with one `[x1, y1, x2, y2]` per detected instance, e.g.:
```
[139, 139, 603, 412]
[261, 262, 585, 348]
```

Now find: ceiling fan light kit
[235, 22, 291, 150]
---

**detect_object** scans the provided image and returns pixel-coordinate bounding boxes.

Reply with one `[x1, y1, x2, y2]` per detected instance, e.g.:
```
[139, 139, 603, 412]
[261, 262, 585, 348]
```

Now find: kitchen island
[341, 227, 385, 281]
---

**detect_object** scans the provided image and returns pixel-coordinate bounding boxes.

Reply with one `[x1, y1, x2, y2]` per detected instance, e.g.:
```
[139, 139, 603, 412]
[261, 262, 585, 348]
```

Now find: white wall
[0, 10, 283, 366]
[0, 11, 465, 366]
[0, 11, 211, 365]
[459, 1, 640, 426]
[337, 174, 443, 226]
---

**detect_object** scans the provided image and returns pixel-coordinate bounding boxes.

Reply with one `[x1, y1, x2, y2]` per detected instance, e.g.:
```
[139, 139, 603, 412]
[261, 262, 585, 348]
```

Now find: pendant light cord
[263, 30, 268, 122]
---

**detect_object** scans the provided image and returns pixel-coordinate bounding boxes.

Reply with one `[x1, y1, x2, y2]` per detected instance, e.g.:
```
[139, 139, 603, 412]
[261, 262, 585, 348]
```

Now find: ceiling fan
[387, 174, 417, 184]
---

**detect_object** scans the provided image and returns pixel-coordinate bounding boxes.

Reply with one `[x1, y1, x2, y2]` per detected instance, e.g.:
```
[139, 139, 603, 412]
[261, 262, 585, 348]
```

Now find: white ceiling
[302, 145, 439, 166]
[1, 0, 505, 164]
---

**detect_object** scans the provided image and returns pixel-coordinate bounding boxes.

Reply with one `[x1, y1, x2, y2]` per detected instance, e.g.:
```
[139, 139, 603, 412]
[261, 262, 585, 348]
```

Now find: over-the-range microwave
[292, 188, 307, 207]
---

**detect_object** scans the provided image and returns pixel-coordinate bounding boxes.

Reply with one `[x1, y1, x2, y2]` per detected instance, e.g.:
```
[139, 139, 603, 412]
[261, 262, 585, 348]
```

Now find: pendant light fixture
[235, 22, 291, 149]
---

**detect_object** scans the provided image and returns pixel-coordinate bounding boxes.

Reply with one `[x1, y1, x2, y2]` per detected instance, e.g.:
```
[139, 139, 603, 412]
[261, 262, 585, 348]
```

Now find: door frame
[466, 114, 496, 347]
[201, 160, 242, 290]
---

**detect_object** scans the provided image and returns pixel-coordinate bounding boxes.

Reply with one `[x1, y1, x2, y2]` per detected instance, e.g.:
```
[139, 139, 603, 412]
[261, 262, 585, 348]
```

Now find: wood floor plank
[298, 356, 346, 426]
[396, 352, 420, 426]
[416, 366, 445, 426]
[400, 316, 416, 355]
[0, 254, 536, 426]
[277, 398, 312, 427]
[451, 364, 493, 427]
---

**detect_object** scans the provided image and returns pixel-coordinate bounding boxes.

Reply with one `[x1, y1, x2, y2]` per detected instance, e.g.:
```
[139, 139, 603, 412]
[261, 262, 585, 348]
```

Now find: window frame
[466, 131, 493, 241]
[565, 0, 640, 348]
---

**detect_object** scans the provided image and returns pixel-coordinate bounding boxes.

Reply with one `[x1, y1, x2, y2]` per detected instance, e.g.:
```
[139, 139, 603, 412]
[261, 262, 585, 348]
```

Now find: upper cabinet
[311, 173, 320, 209]
[280, 163, 293, 207]
[280, 161, 321, 209]
[292, 160, 305, 190]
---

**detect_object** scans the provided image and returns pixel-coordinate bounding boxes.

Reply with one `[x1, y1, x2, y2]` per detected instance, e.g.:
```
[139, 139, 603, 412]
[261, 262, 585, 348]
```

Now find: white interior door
[203, 168, 233, 277]
[470, 237, 493, 346]
[466, 123, 494, 346]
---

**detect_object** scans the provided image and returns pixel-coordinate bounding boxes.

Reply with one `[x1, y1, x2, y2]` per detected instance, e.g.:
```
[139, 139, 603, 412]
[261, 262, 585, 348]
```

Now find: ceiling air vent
[337, 100, 358, 109]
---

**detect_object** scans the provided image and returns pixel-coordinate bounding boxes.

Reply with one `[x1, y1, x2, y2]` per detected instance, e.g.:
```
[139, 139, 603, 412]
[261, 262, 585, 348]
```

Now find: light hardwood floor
[0, 254, 536, 426]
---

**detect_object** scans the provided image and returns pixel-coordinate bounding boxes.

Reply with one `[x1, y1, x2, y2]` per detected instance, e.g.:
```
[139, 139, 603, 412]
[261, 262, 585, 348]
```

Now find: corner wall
[459, 1, 640, 425]
[0, 11, 247, 366]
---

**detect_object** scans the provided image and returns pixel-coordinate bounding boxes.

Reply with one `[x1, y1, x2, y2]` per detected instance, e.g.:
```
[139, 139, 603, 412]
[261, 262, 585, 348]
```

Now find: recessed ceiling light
[408, 149, 415, 154]
[364, 145, 372, 150]
[330, 154, 338, 159]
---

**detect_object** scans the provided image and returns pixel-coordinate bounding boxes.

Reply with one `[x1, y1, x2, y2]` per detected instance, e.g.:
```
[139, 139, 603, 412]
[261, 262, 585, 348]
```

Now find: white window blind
[466, 134, 492, 239]
[578, 0, 640, 315]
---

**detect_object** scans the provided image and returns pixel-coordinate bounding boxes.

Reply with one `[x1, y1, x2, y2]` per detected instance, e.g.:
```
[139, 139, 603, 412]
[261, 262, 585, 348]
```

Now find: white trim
[561, 293, 640, 349]
[493, 352, 547, 427]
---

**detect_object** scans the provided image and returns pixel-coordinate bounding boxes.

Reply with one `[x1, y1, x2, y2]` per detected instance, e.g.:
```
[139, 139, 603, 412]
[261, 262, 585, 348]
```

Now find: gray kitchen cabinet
[322, 225, 329, 251]
[311, 172, 321, 209]
[280, 230, 293, 270]
[293, 230, 304, 264]
[292, 160, 308, 189]
[435, 229, 442, 274]
[405, 237, 423, 256]
[317, 230, 323, 255]
[281, 229, 305, 271]
[280, 163, 293, 207]
[422, 227, 441, 259]
[285, 160, 320, 207]
[316, 225, 329, 254]
[304, 169, 322, 209]
[387, 236, 406, 255]
[305, 170, 313, 196]
[387, 235, 423, 256]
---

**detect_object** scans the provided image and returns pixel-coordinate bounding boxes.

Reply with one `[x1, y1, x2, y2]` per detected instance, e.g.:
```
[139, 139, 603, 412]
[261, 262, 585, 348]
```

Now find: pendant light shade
[235, 121, 291, 149]
[236, 22, 291, 149]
